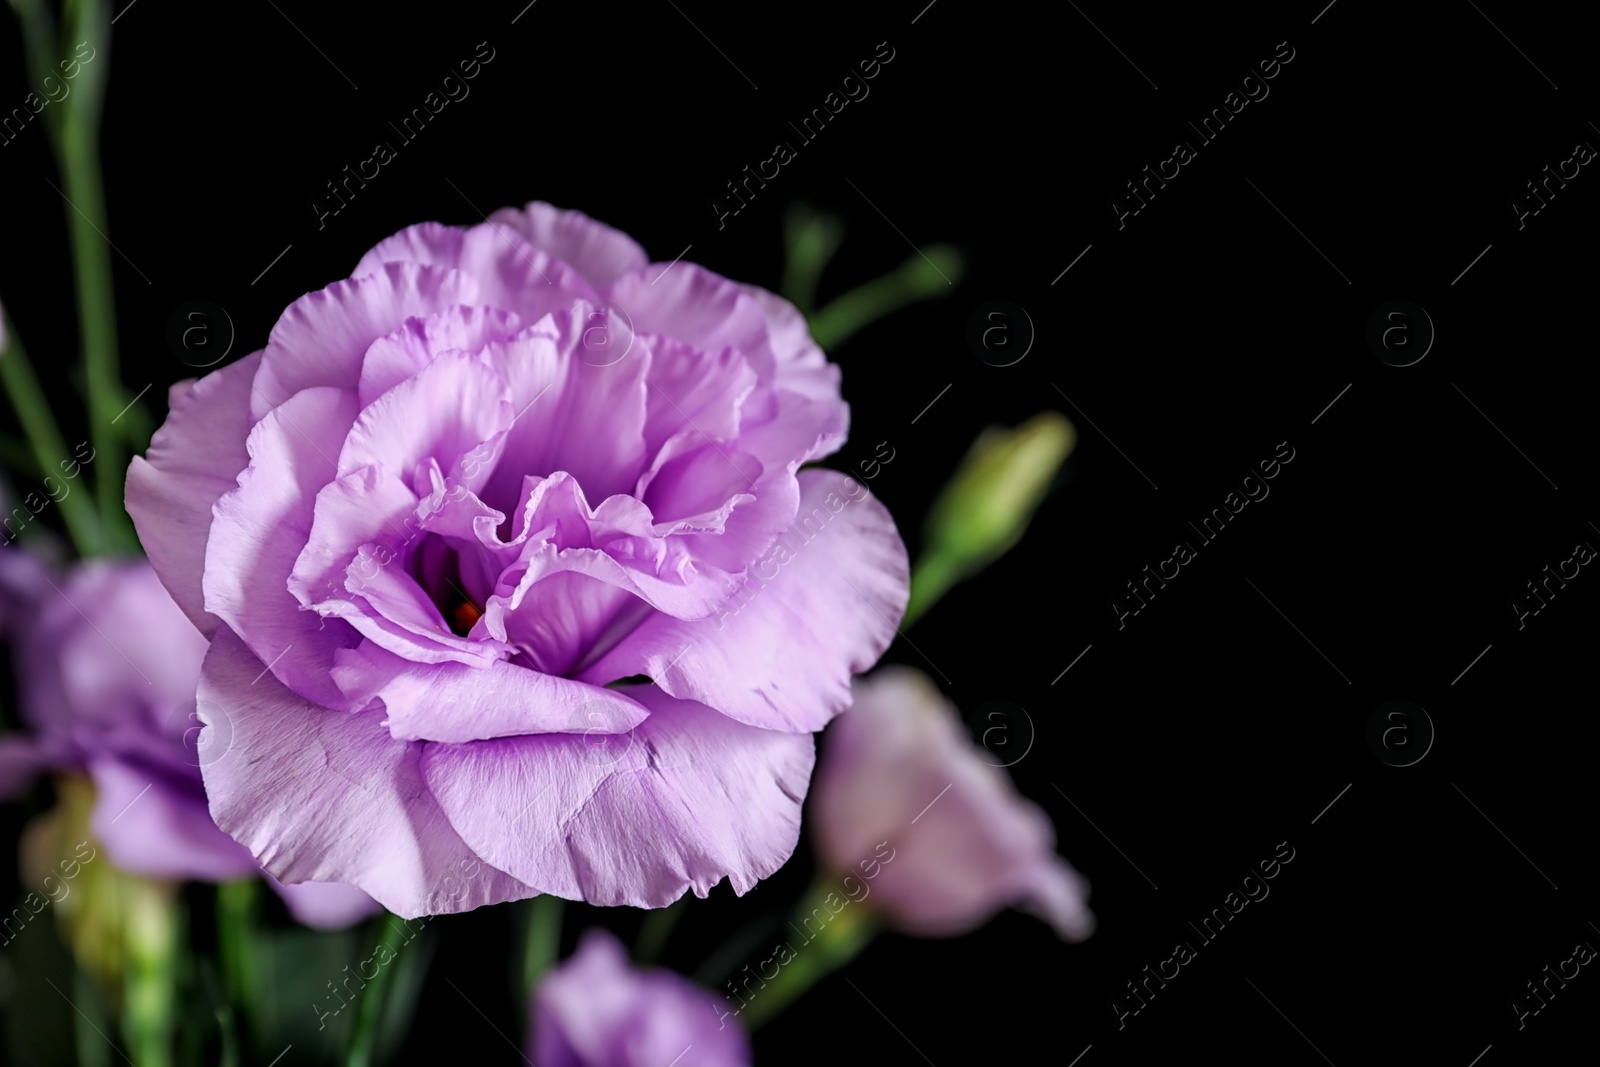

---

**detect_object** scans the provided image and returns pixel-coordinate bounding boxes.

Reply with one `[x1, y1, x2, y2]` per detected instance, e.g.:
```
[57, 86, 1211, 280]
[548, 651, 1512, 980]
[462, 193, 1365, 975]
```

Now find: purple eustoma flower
[0, 556, 376, 928]
[126, 202, 908, 915]
[532, 929, 749, 1067]
[810, 666, 1095, 940]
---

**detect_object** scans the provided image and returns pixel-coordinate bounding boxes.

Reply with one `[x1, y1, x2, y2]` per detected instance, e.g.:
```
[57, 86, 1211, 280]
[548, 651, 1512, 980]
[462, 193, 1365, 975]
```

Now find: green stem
[58, 2, 135, 554]
[216, 880, 259, 1054]
[633, 897, 686, 965]
[73, 968, 114, 1067]
[808, 245, 963, 351]
[121, 882, 179, 1067]
[736, 877, 879, 1031]
[0, 318, 105, 554]
[903, 549, 965, 630]
[520, 894, 564, 1001]
[779, 205, 845, 315]
[344, 914, 411, 1067]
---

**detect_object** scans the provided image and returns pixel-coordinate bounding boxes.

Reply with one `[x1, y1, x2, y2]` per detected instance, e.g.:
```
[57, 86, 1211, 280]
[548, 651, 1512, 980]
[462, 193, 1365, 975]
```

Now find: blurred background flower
[531, 928, 750, 1067]
[0, 554, 376, 929]
[812, 665, 1093, 941]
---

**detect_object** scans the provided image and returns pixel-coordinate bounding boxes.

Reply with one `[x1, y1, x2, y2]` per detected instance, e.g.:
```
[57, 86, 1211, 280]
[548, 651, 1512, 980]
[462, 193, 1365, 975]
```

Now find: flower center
[447, 593, 484, 637]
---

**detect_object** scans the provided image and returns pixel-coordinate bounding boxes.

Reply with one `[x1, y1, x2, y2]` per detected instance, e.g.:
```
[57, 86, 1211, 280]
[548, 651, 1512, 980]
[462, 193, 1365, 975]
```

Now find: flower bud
[908, 410, 1074, 623]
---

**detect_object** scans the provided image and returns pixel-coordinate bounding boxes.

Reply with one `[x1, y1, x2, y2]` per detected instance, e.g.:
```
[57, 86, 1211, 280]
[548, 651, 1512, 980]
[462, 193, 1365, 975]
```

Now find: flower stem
[344, 914, 411, 1067]
[120, 879, 179, 1067]
[633, 896, 686, 965]
[903, 549, 963, 630]
[0, 316, 105, 554]
[216, 880, 260, 1053]
[779, 204, 845, 315]
[73, 968, 115, 1067]
[520, 894, 564, 1001]
[735, 876, 879, 1031]
[808, 245, 963, 352]
[57, 0, 136, 554]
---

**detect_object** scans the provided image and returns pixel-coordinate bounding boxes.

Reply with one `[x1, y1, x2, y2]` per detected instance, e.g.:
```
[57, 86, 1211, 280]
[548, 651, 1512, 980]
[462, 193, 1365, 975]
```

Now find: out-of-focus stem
[57, 0, 136, 553]
[216, 880, 260, 1053]
[344, 915, 410, 1067]
[780, 204, 845, 315]
[520, 894, 564, 1002]
[121, 881, 179, 1067]
[0, 318, 104, 553]
[735, 876, 878, 1031]
[808, 245, 963, 351]
[633, 896, 686, 965]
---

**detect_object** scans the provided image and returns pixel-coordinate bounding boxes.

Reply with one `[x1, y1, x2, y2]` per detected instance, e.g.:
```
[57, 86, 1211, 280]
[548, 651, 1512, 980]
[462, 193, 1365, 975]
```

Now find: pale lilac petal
[492, 571, 638, 677]
[287, 465, 421, 619]
[338, 348, 513, 481]
[738, 282, 846, 407]
[579, 471, 907, 733]
[198, 627, 534, 917]
[421, 685, 814, 908]
[478, 307, 649, 507]
[330, 641, 647, 743]
[357, 305, 523, 407]
[486, 201, 651, 288]
[604, 264, 778, 383]
[640, 336, 756, 457]
[352, 219, 602, 324]
[204, 388, 363, 709]
[125, 352, 262, 636]
[734, 386, 848, 468]
[490, 475, 729, 621]
[251, 263, 479, 420]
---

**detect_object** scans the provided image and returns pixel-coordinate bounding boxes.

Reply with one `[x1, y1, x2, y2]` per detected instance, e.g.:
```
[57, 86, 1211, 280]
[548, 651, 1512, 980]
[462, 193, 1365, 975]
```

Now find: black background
[2, 0, 1598, 1064]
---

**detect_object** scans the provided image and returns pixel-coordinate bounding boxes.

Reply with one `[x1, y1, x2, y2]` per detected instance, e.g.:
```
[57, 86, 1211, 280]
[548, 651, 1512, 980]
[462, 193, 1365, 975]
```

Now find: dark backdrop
[2, 1, 1597, 1064]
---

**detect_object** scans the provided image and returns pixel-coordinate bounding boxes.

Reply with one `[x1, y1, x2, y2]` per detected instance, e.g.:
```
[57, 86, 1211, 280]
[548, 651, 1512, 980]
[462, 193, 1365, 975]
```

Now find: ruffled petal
[351, 219, 601, 326]
[251, 263, 479, 421]
[357, 305, 522, 408]
[420, 685, 814, 908]
[198, 627, 533, 917]
[338, 348, 513, 482]
[738, 281, 847, 407]
[329, 641, 648, 743]
[639, 335, 757, 457]
[478, 306, 650, 507]
[125, 352, 262, 636]
[204, 387, 362, 709]
[604, 264, 777, 383]
[484, 201, 650, 288]
[578, 471, 907, 732]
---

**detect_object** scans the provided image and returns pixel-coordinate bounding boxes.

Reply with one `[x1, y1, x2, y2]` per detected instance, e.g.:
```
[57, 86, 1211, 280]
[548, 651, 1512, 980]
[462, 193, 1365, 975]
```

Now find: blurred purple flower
[532, 929, 749, 1067]
[809, 666, 1094, 940]
[126, 202, 907, 915]
[0, 555, 376, 929]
